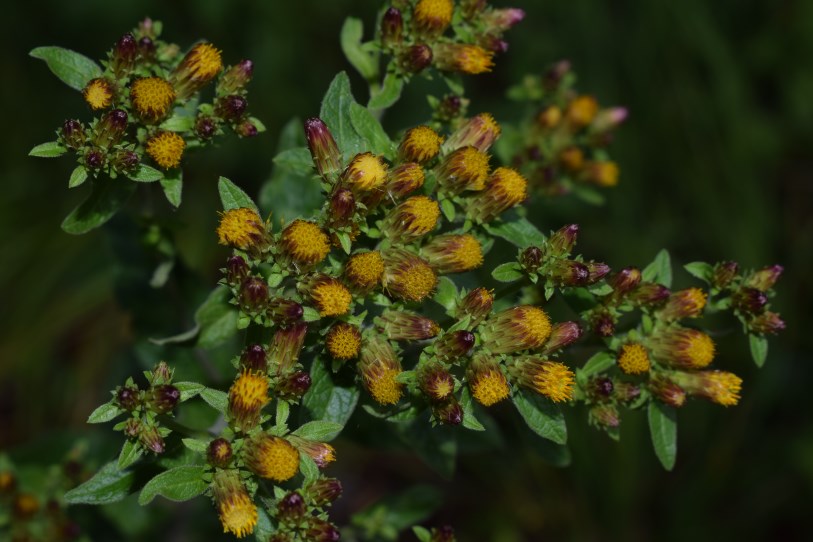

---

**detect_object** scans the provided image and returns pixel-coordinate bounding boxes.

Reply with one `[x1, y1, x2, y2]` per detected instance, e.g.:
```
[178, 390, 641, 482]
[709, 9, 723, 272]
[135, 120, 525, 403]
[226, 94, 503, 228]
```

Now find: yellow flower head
[443, 113, 501, 153]
[458, 287, 494, 323]
[172, 43, 223, 98]
[419, 363, 455, 401]
[435, 43, 495, 75]
[481, 305, 552, 354]
[537, 105, 562, 128]
[382, 250, 438, 302]
[688, 370, 743, 407]
[559, 146, 585, 172]
[343, 152, 388, 192]
[422, 234, 483, 274]
[244, 434, 300, 482]
[310, 276, 353, 317]
[617, 343, 651, 375]
[414, 0, 454, 36]
[566, 95, 599, 128]
[130, 77, 176, 122]
[514, 358, 575, 403]
[217, 208, 265, 250]
[386, 162, 426, 199]
[651, 327, 715, 369]
[228, 370, 269, 432]
[146, 131, 185, 169]
[0, 471, 15, 493]
[13, 493, 39, 519]
[344, 250, 385, 291]
[280, 220, 330, 266]
[386, 195, 440, 240]
[438, 146, 491, 193]
[467, 167, 528, 223]
[399, 125, 443, 164]
[659, 287, 707, 322]
[584, 160, 620, 187]
[213, 470, 257, 539]
[359, 337, 404, 405]
[326, 322, 362, 360]
[83, 78, 114, 110]
[468, 355, 510, 406]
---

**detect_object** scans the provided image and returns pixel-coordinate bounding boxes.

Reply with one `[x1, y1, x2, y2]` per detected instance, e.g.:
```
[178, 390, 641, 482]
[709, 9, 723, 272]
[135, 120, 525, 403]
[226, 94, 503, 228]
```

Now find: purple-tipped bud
[240, 344, 267, 372]
[402, 44, 433, 73]
[151, 361, 173, 385]
[712, 260, 739, 289]
[116, 386, 141, 411]
[305, 117, 342, 180]
[548, 259, 590, 286]
[306, 519, 341, 542]
[436, 330, 476, 359]
[329, 188, 356, 227]
[548, 224, 579, 256]
[419, 363, 456, 401]
[113, 33, 138, 75]
[521, 246, 544, 272]
[613, 381, 641, 404]
[461, 0, 487, 19]
[216, 95, 248, 121]
[590, 376, 614, 398]
[239, 277, 269, 312]
[437, 94, 464, 121]
[307, 478, 343, 506]
[138, 37, 155, 59]
[589, 403, 620, 429]
[434, 398, 464, 426]
[93, 109, 129, 148]
[381, 8, 404, 48]
[483, 8, 526, 32]
[269, 298, 304, 324]
[591, 107, 628, 132]
[609, 266, 642, 294]
[630, 282, 671, 306]
[217, 60, 254, 94]
[111, 150, 139, 173]
[124, 418, 141, 438]
[649, 376, 686, 408]
[749, 311, 786, 335]
[207, 438, 233, 468]
[431, 525, 457, 542]
[84, 148, 105, 170]
[61, 119, 86, 150]
[277, 492, 306, 521]
[734, 287, 768, 315]
[585, 261, 611, 284]
[150, 384, 180, 414]
[544, 59, 572, 90]
[195, 116, 217, 140]
[236, 119, 259, 138]
[225, 255, 249, 284]
[481, 36, 509, 54]
[139, 424, 166, 454]
[458, 287, 494, 323]
[591, 311, 615, 337]
[746, 265, 783, 292]
[543, 321, 582, 354]
[276, 371, 312, 400]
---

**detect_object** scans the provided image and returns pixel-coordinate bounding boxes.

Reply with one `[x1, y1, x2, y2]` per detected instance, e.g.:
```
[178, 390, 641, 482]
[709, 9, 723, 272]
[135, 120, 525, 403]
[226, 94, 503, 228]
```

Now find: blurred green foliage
[2, 0, 811, 540]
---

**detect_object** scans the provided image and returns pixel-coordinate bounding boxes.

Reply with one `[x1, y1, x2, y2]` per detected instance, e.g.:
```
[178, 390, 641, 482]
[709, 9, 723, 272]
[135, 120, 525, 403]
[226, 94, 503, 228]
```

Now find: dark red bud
[150, 384, 180, 414]
[381, 8, 404, 48]
[240, 344, 267, 372]
[196, 116, 218, 140]
[712, 261, 739, 289]
[548, 224, 579, 256]
[217, 95, 248, 121]
[240, 277, 269, 312]
[609, 266, 642, 294]
[402, 44, 433, 73]
[207, 438, 233, 468]
[61, 119, 86, 149]
[116, 386, 141, 410]
[277, 492, 306, 520]
[226, 255, 249, 284]
[521, 246, 543, 272]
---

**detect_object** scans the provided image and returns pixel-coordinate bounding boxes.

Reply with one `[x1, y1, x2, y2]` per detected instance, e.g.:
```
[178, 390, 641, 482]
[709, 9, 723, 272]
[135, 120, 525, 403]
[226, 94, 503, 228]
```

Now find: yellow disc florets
[311, 278, 352, 317]
[470, 367, 510, 406]
[399, 126, 443, 164]
[518, 306, 552, 344]
[366, 366, 404, 405]
[617, 343, 651, 375]
[701, 371, 742, 407]
[326, 322, 362, 360]
[183, 43, 223, 82]
[343, 152, 388, 192]
[566, 95, 599, 127]
[246, 435, 300, 482]
[146, 131, 186, 169]
[436, 44, 495, 75]
[683, 331, 715, 368]
[217, 488, 257, 539]
[439, 146, 491, 192]
[527, 360, 576, 403]
[390, 195, 440, 238]
[83, 78, 114, 110]
[281, 220, 330, 266]
[345, 251, 385, 290]
[414, 0, 454, 35]
[384, 252, 438, 302]
[423, 234, 484, 274]
[130, 77, 176, 121]
[217, 208, 265, 250]
[651, 327, 716, 369]
[586, 161, 620, 187]
[228, 370, 269, 431]
[489, 167, 528, 204]
[481, 305, 552, 354]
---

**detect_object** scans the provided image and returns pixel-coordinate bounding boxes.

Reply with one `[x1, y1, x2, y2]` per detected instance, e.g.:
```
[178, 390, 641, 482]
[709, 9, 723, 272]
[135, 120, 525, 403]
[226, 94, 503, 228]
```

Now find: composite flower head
[288, 436, 337, 468]
[172, 42, 222, 98]
[617, 343, 651, 375]
[244, 434, 300, 482]
[358, 336, 403, 405]
[418, 362, 455, 401]
[399, 125, 443, 164]
[212, 469, 257, 539]
[422, 234, 484, 274]
[308, 276, 352, 317]
[458, 287, 494, 323]
[228, 370, 269, 432]
[466, 166, 528, 223]
[377, 309, 440, 341]
[385, 195, 440, 241]
[481, 305, 552, 354]
[413, 0, 454, 36]
[658, 287, 707, 322]
[649, 326, 715, 369]
[146, 131, 185, 169]
[468, 354, 510, 407]
[83, 78, 114, 110]
[382, 249, 438, 303]
[342, 152, 388, 192]
[386, 162, 426, 199]
[344, 250, 385, 291]
[326, 322, 362, 361]
[280, 219, 330, 266]
[434, 43, 495, 74]
[566, 95, 599, 128]
[130, 77, 176, 122]
[217, 207, 266, 250]
[672, 370, 743, 407]
[437, 146, 491, 193]
[443, 113, 501, 153]
[511, 357, 576, 403]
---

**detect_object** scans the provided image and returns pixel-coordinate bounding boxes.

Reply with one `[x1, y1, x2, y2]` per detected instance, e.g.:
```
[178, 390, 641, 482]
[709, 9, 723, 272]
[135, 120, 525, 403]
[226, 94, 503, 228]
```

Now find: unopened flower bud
[401, 44, 433, 73]
[590, 376, 614, 399]
[458, 287, 494, 323]
[111, 150, 139, 173]
[276, 371, 312, 400]
[583, 160, 620, 187]
[657, 287, 707, 322]
[585, 261, 611, 284]
[483, 8, 526, 32]
[591, 107, 628, 133]
[436, 94, 464, 121]
[307, 478, 343, 506]
[613, 381, 641, 404]
[548, 224, 579, 257]
[434, 43, 494, 74]
[150, 361, 173, 385]
[589, 403, 620, 428]
[733, 287, 768, 315]
[649, 327, 715, 369]
[609, 267, 641, 294]
[240, 277, 269, 313]
[749, 311, 785, 335]
[306, 518, 341, 542]
[630, 282, 671, 306]
[138, 37, 156, 58]
[269, 298, 304, 324]
[443, 113, 501, 153]
[93, 109, 128, 148]
[236, 119, 259, 138]
[268, 322, 308, 374]
[124, 418, 141, 438]
[418, 362, 456, 401]
[217, 60, 254, 95]
[460, 0, 487, 19]
[240, 344, 267, 372]
[746, 265, 783, 292]
[207, 438, 233, 468]
[712, 261, 739, 289]
[520, 246, 544, 272]
[543, 321, 582, 354]
[61, 119, 86, 150]
[216, 95, 248, 121]
[328, 188, 356, 227]
[139, 424, 166, 454]
[359, 336, 404, 405]
[466, 167, 527, 222]
[434, 397, 464, 425]
[305, 118, 342, 180]
[435, 330, 476, 360]
[544, 60, 571, 90]
[116, 386, 141, 411]
[381, 7, 404, 48]
[195, 116, 218, 140]
[226, 255, 250, 284]
[171, 42, 222, 99]
[548, 259, 590, 286]
[277, 492, 306, 521]
[649, 375, 686, 408]
[113, 33, 138, 76]
[481, 305, 552, 354]
[591, 310, 615, 337]
[150, 384, 180, 414]
[386, 162, 425, 200]
[377, 310, 440, 341]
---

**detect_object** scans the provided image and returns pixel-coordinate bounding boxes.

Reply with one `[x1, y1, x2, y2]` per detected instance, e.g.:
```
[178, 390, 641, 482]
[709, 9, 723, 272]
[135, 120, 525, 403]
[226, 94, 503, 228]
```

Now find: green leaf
[369, 71, 404, 110]
[30, 46, 102, 91]
[181, 438, 209, 453]
[512, 389, 567, 444]
[61, 178, 137, 235]
[484, 218, 546, 248]
[337, 231, 352, 254]
[275, 400, 290, 427]
[195, 286, 239, 349]
[291, 420, 344, 442]
[302, 307, 321, 322]
[64, 462, 135, 505]
[127, 164, 164, 183]
[440, 198, 456, 222]
[340, 18, 378, 80]
[254, 508, 274, 542]
[491, 262, 524, 283]
[320, 72, 366, 159]
[273, 147, 314, 174]
[413, 526, 432, 542]
[460, 388, 485, 431]
[200, 388, 228, 414]
[29, 141, 67, 158]
[174, 381, 205, 401]
[87, 402, 123, 424]
[138, 465, 207, 506]
[432, 277, 458, 314]
[302, 358, 359, 427]
[218, 176, 258, 212]
[642, 249, 672, 287]
[299, 454, 320, 484]
[570, 184, 606, 206]
[159, 169, 183, 207]
[117, 440, 143, 470]
[648, 401, 677, 470]
[349, 102, 394, 158]
[68, 165, 88, 188]
[749, 334, 769, 367]
[352, 485, 443, 540]
[684, 261, 713, 283]
[578, 351, 615, 381]
[160, 115, 196, 132]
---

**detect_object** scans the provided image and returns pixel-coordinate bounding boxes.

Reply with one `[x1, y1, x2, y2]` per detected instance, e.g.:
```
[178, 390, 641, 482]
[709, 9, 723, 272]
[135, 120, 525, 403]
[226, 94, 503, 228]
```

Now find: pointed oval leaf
[512, 389, 567, 444]
[218, 176, 258, 212]
[61, 178, 137, 235]
[137, 465, 207, 506]
[127, 164, 164, 183]
[648, 400, 677, 470]
[29, 141, 67, 158]
[30, 46, 102, 91]
[64, 462, 135, 505]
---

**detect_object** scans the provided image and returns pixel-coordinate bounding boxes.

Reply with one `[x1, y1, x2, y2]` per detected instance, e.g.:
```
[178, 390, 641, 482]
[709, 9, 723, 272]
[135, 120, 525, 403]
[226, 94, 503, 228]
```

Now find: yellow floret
[130, 77, 176, 121]
[281, 220, 330, 265]
[345, 251, 385, 290]
[311, 279, 352, 317]
[366, 366, 403, 405]
[515, 306, 552, 347]
[326, 323, 362, 360]
[531, 361, 575, 403]
[704, 371, 742, 407]
[218, 492, 258, 539]
[146, 131, 185, 169]
[184, 43, 223, 81]
[470, 368, 510, 406]
[344, 152, 388, 191]
[617, 343, 651, 375]
[83, 78, 113, 110]
[400, 125, 443, 164]
[396, 195, 440, 236]
[248, 436, 300, 482]
[685, 332, 715, 368]
[489, 167, 528, 205]
[217, 208, 264, 250]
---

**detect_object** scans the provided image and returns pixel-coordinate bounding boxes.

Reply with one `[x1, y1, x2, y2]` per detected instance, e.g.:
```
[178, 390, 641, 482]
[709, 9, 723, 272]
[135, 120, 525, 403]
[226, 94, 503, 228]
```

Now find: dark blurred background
[2, 0, 812, 541]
